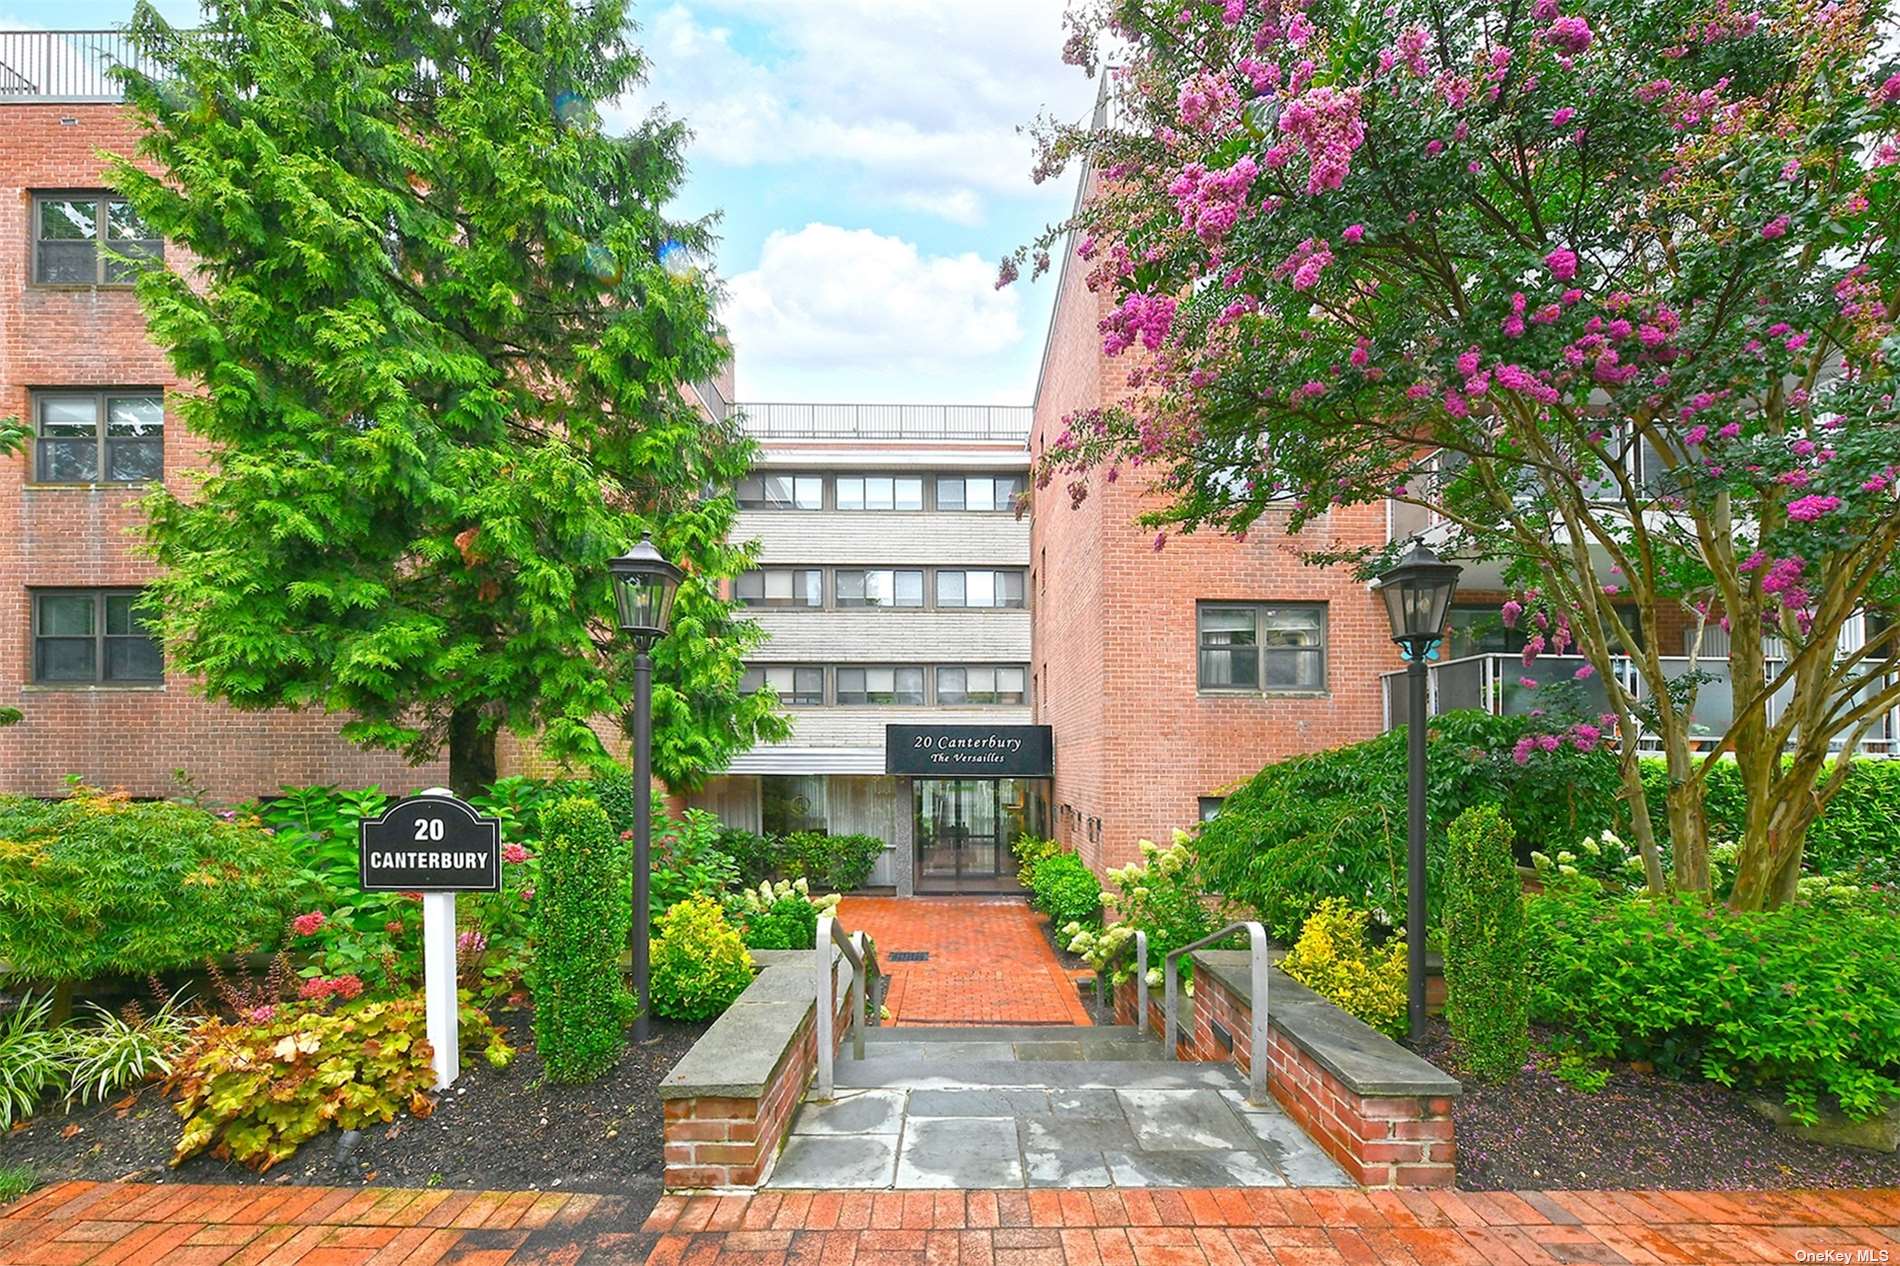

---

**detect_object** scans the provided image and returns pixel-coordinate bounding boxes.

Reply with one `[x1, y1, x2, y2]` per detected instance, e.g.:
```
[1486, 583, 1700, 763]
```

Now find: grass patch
[0, 1165, 35, 1205]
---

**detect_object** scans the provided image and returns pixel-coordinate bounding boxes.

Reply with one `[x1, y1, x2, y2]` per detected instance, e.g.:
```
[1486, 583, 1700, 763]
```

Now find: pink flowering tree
[1014, 0, 1900, 909]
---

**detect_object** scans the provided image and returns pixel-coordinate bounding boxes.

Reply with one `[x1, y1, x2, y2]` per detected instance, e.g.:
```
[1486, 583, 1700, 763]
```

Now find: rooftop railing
[1380, 651, 1897, 757]
[0, 30, 170, 102]
[738, 402, 1032, 442]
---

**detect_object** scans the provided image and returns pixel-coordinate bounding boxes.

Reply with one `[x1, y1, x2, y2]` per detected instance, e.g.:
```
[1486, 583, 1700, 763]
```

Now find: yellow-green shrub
[650, 897, 754, 1020]
[166, 996, 511, 1171]
[1280, 899, 1408, 1039]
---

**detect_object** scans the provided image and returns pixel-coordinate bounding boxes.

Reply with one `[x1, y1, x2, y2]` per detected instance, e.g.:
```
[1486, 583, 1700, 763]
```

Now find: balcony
[1381, 652, 1898, 757]
[0, 30, 173, 101]
[738, 403, 1031, 442]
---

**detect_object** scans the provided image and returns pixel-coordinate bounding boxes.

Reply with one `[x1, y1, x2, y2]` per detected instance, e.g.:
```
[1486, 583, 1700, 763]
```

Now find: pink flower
[1544, 15, 1594, 54]
[1500, 600, 1523, 629]
[457, 929, 488, 954]
[1544, 249, 1578, 281]
[1574, 664, 1595, 679]
[1602, 584, 1619, 595]
[1342, 224, 1365, 244]
[520, 885, 536, 903]
[291, 911, 327, 938]
[1512, 736, 1537, 766]
[1519, 676, 1539, 689]
[502, 842, 529, 864]
[246, 1005, 276, 1023]
[1760, 215, 1790, 239]
[1569, 723, 1602, 753]
[385, 920, 404, 935]
[1552, 107, 1576, 127]
[1536, 734, 1562, 753]
[1785, 494, 1841, 522]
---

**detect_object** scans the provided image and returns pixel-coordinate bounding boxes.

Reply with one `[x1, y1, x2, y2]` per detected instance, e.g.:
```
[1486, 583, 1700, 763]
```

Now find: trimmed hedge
[529, 798, 633, 1081]
[1635, 757, 1900, 881]
[1443, 805, 1529, 1082]
[1030, 852, 1103, 928]
[1195, 711, 1620, 941]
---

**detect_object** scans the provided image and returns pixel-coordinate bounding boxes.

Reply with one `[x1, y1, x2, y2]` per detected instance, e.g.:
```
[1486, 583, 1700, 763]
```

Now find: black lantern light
[1374, 541, 1462, 1044]
[1375, 543, 1463, 658]
[608, 535, 684, 650]
[608, 533, 682, 1041]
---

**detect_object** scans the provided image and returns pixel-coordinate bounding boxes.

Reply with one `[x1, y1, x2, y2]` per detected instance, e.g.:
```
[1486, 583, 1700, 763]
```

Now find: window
[736, 473, 822, 509]
[936, 474, 1025, 512]
[33, 590, 163, 684]
[740, 664, 825, 706]
[34, 194, 162, 285]
[937, 665, 1027, 705]
[836, 666, 926, 705]
[761, 775, 828, 836]
[1197, 603, 1326, 692]
[1198, 796, 1226, 822]
[835, 569, 924, 608]
[31, 391, 163, 484]
[936, 569, 1026, 609]
[734, 568, 823, 608]
[836, 475, 923, 511]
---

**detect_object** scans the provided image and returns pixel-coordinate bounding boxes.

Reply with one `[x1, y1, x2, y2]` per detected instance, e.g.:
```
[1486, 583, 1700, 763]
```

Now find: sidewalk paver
[838, 898, 1092, 1027]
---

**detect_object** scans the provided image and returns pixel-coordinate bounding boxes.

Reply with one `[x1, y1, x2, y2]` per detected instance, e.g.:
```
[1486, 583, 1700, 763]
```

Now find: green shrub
[726, 879, 839, 951]
[529, 798, 634, 1081]
[1526, 883, 1900, 1122]
[1030, 853, 1104, 928]
[780, 831, 884, 892]
[1634, 756, 1900, 885]
[0, 786, 295, 993]
[1101, 833, 1230, 984]
[1196, 711, 1620, 941]
[1443, 805, 1530, 1082]
[167, 995, 511, 1170]
[717, 827, 781, 886]
[0, 995, 64, 1129]
[651, 808, 739, 921]
[0, 1165, 33, 1205]
[1280, 899, 1409, 1039]
[1011, 835, 1063, 888]
[63, 995, 201, 1108]
[650, 896, 755, 1020]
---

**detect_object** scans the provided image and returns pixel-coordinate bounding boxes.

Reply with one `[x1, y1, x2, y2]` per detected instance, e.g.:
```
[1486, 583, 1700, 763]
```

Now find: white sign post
[358, 787, 503, 1093]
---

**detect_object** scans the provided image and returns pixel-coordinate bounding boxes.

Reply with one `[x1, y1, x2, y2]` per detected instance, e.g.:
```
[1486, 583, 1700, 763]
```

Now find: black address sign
[358, 794, 502, 893]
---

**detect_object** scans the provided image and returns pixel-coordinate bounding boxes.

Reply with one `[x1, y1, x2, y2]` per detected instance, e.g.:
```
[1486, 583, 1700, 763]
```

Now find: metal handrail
[1163, 921, 1269, 1106]
[1092, 927, 1149, 1031]
[814, 914, 867, 1100]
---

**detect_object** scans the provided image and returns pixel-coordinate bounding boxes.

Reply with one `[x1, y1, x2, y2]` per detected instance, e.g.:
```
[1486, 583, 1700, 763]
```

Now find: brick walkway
[4, 1182, 1899, 1265]
[837, 898, 1091, 1027]
[644, 1187, 1900, 1266]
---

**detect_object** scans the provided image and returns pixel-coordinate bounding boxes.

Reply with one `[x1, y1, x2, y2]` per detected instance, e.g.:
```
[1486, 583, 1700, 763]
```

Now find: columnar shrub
[650, 896, 754, 1021]
[1443, 805, 1530, 1082]
[529, 798, 633, 1081]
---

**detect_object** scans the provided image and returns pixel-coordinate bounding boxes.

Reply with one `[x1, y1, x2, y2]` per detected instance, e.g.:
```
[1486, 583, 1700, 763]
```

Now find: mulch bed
[0, 1007, 704, 1206]
[1421, 1020, 1900, 1190]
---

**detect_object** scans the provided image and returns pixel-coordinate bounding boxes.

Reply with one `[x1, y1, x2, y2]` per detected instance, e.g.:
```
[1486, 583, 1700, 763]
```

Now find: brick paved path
[837, 898, 1091, 1027]
[4, 1182, 1899, 1265]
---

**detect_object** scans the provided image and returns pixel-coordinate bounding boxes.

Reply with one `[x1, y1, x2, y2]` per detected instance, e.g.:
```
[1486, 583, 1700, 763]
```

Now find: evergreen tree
[113, 0, 786, 794]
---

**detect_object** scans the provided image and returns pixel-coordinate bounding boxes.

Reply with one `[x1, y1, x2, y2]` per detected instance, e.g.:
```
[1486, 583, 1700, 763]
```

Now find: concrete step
[834, 1057, 1245, 1092]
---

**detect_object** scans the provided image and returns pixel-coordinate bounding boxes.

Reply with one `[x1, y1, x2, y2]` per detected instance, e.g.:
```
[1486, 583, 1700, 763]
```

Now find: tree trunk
[1666, 777, 1710, 895]
[447, 708, 497, 800]
[1616, 751, 1669, 893]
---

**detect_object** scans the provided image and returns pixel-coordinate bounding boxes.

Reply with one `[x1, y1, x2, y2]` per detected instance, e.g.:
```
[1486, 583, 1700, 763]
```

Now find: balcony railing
[738, 402, 1031, 442]
[0, 30, 172, 101]
[1381, 652, 1898, 757]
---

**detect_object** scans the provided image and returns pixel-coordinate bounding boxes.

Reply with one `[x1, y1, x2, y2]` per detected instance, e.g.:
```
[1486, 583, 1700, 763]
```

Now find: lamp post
[1374, 543, 1462, 1044]
[608, 535, 683, 1042]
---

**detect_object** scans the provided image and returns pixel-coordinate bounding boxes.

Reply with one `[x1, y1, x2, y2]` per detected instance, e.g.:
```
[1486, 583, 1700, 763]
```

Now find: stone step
[868, 1025, 1145, 1043]
[834, 1057, 1245, 1092]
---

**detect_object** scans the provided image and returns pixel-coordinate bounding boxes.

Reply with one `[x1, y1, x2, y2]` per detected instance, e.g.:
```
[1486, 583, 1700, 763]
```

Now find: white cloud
[619, 0, 1091, 224]
[724, 223, 1022, 395]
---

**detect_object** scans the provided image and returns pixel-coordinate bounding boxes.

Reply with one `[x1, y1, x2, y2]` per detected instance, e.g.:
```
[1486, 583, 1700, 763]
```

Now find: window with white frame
[836, 475, 923, 511]
[736, 473, 822, 509]
[1197, 603, 1326, 692]
[936, 664, 1027, 705]
[935, 569, 1027, 609]
[835, 569, 924, 608]
[740, 664, 824, 706]
[836, 666, 926, 705]
[734, 568, 823, 608]
[936, 474, 1025, 512]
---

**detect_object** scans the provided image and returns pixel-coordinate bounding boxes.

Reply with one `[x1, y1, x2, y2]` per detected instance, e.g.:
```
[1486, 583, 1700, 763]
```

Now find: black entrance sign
[359, 795, 502, 893]
[885, 724, 1053, 777]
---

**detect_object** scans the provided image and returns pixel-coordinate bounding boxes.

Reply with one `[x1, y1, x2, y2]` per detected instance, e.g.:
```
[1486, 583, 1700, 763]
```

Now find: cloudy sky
[1, 0, 1096, 403]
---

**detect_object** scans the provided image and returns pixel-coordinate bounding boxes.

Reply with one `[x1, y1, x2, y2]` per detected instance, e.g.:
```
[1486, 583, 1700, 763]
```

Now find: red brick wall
[0, 102, 445, 800]
[1030, 174, 1406, 874]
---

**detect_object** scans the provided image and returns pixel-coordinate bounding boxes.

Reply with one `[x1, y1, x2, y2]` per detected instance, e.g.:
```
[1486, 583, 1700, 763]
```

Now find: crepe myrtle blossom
[290, 911, 327, 937]
[1021, 0, 1900, 911]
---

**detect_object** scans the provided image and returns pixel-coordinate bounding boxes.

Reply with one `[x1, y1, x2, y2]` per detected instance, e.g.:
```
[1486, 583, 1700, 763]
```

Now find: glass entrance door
[914, 779, 1012, 893]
